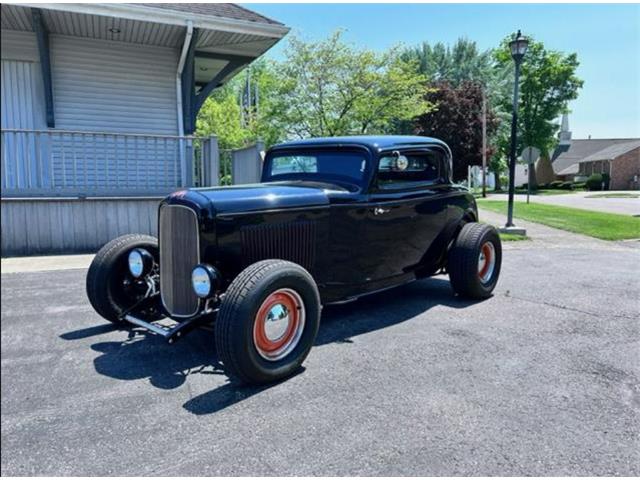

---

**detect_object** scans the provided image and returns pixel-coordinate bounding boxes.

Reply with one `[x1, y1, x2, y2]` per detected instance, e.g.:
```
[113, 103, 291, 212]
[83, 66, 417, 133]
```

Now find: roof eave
[17, 3, 290, 39]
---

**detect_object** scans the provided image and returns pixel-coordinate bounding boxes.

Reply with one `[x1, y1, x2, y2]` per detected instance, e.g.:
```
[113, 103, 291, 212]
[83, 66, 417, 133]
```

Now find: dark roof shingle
[551, 138, 639, 174]
[578, 140, 640, 163]
[138, 3, 283, 26]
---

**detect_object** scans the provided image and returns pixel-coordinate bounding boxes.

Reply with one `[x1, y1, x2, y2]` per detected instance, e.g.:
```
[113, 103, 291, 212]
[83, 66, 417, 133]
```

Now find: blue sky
[245, 3, 640, 139]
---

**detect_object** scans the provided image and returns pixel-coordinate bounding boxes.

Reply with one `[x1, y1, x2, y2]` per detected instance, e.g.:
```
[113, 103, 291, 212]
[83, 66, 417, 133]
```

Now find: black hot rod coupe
[86, 136, 501, 385]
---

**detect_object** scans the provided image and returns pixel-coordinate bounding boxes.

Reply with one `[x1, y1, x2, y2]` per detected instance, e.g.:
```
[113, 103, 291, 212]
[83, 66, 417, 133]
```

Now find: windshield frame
[262, 146, 373, 191]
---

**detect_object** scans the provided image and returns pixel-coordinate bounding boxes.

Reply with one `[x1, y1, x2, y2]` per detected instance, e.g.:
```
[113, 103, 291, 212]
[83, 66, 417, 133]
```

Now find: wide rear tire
[86, 234, 161, 323]
[448, 223, 502, 299]
[215, 260, 321, 385]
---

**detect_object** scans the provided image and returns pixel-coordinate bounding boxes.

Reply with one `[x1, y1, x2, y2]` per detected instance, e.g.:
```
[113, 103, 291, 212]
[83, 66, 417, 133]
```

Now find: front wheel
[448, 223, 502, 299]
[86, 234, 163, 323]
[215, 260, 321, 385]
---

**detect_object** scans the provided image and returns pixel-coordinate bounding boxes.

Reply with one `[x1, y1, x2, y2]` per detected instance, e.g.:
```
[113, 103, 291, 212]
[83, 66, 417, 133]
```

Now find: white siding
[1, 29, 39, 62]
[0, 60, 45, 129]
[51, 34, 179, 134]
[47, 35, 182, 188]
[1, 59, 48, 189]
[1, 31, 184, 192]
[1, 197, 161, 256]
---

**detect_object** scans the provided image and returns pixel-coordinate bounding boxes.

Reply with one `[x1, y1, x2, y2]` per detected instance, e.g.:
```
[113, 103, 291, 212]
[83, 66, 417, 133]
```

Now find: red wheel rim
[477, 241, 496, 283]
[253, 288, 305, 361]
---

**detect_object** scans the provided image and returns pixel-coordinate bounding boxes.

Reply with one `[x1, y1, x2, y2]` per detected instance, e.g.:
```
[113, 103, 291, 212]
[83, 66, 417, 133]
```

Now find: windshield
[263, 149, 370, 189]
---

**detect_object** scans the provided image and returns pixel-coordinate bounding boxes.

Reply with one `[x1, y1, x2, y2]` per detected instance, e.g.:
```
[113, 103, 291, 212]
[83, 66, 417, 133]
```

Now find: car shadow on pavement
[63, 276, 479, 415]
[316, 276, 475, 346]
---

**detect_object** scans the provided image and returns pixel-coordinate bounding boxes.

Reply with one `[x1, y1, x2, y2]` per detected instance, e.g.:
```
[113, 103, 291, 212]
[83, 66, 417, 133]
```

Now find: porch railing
[1, 129, 209, 197]
[1, 128, 263, 197]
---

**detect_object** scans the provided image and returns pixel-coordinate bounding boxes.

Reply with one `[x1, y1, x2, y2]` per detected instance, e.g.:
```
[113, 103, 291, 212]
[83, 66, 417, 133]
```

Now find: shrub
[549, 181, 564, 189]
[586, 173, 604, 191]
[571, 182, 586, 190]
[559, 181, 574, 190]
[602, 173, 611, 190]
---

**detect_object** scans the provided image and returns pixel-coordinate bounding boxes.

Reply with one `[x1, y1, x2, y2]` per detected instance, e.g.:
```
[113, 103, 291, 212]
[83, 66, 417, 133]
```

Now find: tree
[402, 38, 511, 187]
[402, 38, 503, 88]
[197, 60, 285, 150]
[494, 35, 583, 166]
[273, 31, 433, 138]
[414, 81, 500, 181]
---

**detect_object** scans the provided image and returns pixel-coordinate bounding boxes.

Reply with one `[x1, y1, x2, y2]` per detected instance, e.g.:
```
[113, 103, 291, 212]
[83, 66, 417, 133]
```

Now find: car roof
[270, 135, 450, 153]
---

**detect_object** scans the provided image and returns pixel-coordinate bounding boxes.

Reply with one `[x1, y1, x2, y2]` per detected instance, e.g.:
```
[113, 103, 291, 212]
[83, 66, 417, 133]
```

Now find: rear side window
[377, 150, 444, 189]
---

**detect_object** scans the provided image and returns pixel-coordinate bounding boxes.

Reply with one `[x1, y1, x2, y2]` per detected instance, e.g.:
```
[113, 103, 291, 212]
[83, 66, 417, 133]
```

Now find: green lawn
[477, 200, 640, 241]
[499, 232, 530, 242]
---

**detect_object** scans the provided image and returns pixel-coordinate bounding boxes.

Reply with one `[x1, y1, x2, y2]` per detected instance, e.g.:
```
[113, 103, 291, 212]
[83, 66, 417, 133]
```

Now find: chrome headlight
[191, 264, 220, 299]
[128, 248, 153, 278]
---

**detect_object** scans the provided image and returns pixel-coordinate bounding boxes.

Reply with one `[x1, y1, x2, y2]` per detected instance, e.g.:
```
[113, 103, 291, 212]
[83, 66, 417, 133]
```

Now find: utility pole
[482, 88, 487, 198]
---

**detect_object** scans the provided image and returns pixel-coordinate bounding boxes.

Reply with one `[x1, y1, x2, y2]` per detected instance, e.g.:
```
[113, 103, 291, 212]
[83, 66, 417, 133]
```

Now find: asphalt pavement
[1, 230, 639, 475]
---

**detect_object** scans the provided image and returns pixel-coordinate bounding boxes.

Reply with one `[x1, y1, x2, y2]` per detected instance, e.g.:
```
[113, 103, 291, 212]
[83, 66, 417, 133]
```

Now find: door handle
[373, 207, 390, 215]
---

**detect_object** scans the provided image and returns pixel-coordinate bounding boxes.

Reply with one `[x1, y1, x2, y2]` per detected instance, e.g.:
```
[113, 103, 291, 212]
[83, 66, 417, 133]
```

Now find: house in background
[1, 3, 288, 255]
[551, 114, 640, 190]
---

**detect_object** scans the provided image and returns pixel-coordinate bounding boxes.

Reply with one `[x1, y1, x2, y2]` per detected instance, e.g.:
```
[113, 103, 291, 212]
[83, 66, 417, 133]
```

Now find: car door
[359, 148, 449, 284]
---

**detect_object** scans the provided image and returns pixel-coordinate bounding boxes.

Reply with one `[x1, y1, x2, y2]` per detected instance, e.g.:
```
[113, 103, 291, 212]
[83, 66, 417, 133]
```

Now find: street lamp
[505, 30, 529, 229]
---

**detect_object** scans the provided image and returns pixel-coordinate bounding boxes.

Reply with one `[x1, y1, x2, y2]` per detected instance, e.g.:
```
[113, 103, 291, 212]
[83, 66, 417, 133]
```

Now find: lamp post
[505, 30, 529, 228]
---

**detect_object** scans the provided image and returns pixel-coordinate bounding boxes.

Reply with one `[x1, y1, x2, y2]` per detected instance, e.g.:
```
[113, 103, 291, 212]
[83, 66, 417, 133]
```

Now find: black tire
[215, 260, 321, 385]
[86, 233, 161, 323]
[448, 223, 502, 299]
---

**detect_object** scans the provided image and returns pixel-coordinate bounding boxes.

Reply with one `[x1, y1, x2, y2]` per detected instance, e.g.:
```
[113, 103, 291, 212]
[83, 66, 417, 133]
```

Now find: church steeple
[558, 113, 572, 145]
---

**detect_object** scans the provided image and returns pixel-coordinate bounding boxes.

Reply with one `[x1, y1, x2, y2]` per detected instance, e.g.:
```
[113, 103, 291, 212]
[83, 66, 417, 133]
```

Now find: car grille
[159, 204, 200, 317]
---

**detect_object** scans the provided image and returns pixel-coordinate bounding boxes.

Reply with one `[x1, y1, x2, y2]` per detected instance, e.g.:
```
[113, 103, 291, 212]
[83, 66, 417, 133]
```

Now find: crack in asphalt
[503, 292, 638, 321]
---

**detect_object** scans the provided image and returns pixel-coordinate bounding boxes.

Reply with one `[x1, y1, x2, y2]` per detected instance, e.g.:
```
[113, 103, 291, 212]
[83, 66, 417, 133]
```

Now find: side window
[377, 150, 444, 189]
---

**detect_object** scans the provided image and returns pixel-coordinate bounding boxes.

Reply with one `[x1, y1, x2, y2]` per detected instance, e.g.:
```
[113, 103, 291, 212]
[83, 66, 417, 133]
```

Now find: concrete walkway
[1, 254, 94, 274]
[486, 191, 640, 216]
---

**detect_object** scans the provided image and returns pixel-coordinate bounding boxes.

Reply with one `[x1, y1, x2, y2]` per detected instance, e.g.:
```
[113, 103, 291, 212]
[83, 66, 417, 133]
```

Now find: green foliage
[586, 174, 604, 191]
[402, 38, 509, 93]
[273, 31, 433, 137]
[197, 32, 433, 146]
[402, 38, 512, 186]
[494, 35, 584, 158]
[197, 60, 285, 150]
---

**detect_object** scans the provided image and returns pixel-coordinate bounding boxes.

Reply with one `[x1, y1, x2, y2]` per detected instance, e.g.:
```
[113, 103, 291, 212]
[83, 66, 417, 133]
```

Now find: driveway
[2, 231, 639, 475]
[487, 191, 640, 216]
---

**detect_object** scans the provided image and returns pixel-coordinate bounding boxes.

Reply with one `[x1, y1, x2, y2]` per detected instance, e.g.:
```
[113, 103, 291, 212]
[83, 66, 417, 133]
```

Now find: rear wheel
[215, 260, 321, 385]
[448, 223, 502, 299]
[86, 234, 163, 323]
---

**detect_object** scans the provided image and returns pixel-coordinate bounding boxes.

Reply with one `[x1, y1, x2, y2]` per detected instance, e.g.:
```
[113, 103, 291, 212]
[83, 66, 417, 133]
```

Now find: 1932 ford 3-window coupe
[86, 136, 501, 385]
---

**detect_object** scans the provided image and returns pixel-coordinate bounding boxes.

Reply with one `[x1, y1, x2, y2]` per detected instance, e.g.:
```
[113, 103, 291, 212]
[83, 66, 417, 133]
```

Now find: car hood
[189, 182, 337, 215]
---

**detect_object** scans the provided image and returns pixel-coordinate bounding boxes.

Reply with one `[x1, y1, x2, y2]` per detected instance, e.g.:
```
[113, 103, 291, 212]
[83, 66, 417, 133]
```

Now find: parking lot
[2, 229, 639, 475]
